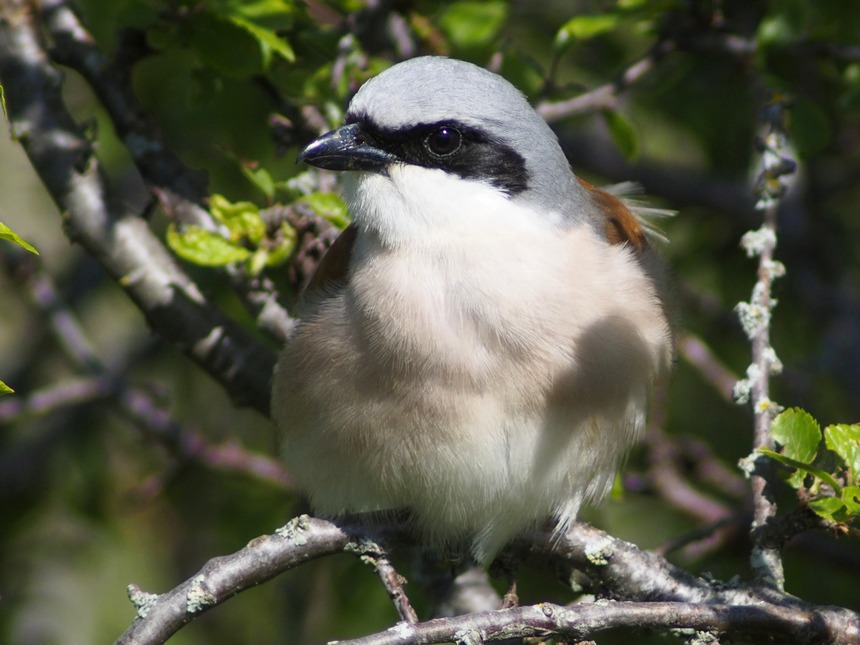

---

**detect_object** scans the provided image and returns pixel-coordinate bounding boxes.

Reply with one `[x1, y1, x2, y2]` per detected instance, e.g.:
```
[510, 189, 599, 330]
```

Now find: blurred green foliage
[2, 1, 860, 643]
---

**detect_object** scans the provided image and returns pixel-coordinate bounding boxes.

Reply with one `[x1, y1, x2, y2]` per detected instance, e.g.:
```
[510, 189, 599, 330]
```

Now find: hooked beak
[297, 122, 396, 172]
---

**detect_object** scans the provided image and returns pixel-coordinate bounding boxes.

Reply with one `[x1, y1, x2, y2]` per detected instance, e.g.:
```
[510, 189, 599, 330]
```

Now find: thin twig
[4, 250, 291, 488]
[654, 515, 744, 559]
[349, 539, 419, 624]
[537, 39, 676, 122]
[645, 429, 734, 525]
[677, 332, 739, 403]
[0, 375, 113, 422]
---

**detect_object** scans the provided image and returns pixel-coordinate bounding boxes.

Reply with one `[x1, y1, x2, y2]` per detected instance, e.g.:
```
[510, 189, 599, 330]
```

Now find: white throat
[341, 165, 564, 251]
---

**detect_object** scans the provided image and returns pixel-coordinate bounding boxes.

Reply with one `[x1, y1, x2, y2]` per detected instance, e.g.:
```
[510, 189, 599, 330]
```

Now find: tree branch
[1, 249, 291, 486]
[537, 39, 676, 122]
[39, 0, 295, 344]
[114, 517, 860, 645]
[338, 601, 852, 645]
[0, 0, 276, 415]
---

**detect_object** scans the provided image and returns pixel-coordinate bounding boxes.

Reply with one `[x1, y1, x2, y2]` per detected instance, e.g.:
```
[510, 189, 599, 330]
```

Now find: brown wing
[301, 222, 358, 299]
[577, 178, 647, 251]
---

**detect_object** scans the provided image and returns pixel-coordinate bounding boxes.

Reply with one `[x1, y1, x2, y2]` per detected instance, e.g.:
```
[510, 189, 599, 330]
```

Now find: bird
[272, 56, 673, 565]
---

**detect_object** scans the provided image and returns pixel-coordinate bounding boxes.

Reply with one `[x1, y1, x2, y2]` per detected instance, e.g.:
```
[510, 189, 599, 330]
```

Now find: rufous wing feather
[577, 177, 648, 251]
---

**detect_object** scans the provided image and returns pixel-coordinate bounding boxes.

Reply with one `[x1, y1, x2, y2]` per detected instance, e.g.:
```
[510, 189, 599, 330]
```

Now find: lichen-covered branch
[734, 95, 795, 590]
[114, 517, 860, 645]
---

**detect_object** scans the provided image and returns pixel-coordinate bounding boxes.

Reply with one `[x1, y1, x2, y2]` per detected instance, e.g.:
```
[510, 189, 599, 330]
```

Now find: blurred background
[1, 0, 859, 643]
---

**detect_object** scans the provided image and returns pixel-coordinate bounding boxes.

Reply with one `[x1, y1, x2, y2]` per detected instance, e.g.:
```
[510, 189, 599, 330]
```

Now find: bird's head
[298, 57, 595, 237]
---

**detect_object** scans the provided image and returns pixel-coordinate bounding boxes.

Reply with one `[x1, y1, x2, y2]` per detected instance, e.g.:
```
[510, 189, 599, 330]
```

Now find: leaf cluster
[762, 408, 860, 524]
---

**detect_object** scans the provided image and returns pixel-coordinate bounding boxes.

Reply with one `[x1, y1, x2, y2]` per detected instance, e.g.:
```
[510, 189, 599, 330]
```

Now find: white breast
[272, 166, 672, 562]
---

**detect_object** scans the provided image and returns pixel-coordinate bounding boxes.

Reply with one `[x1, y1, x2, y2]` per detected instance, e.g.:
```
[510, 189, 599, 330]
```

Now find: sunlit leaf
[808, 496, 848, 523]
[297, 192, 350, 229]
[771, 408, 821, 465]
[0, 221, 39, 254]
[209, 194, 266, 244]
[758, 448, 841, 494]
[826, 424, 860, 480]
[841, 486, 860, 516]
[555, 13, 621, 52]
[265, 222, 298, 268]
[167, 224, 251, 266]
[0, 380, 13, 396]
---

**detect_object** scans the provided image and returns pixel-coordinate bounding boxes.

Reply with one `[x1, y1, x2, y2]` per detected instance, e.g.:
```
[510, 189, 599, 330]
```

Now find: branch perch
[114, 517, 860, 645]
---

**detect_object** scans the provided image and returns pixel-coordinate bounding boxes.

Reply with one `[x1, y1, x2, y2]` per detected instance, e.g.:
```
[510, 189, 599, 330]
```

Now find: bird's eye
[425, 126, 462, 156]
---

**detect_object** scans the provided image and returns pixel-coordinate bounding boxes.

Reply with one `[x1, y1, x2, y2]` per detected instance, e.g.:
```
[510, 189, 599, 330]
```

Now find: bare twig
[2, 236, 290, 488]
[349, 539, 419, 624]
[654, 515, 745, 560]
[537, 39, 676, 122]
[645, 429, 734, 526]
[680, 436, 749, 501]
[0, 375, 113, 422]
[677, 332, 739, 403]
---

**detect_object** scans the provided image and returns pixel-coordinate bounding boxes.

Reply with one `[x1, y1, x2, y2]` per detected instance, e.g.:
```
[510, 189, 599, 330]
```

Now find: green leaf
[264, 222, 298, 268]
[808, 496, 848, 523]
[209, 194, 266, 244]
[228, 0, 296, 22]
[297, 192, 350, 229]
[0, 380, 13, 396]
[438, 1, 507, 49]
[603, 110, 639, 160]
[241, 164, 276, 200]
[771, 408, 821, 464]
[825, 423, 860, 479]
[166, 224, 251, 266]
[0, 221, 39, 254]
[555, 13, 621, 52]
[0, 82, 7, 121]
[758, 448, 842, 494]
[227, 14, 295, 66]
[189, 13, 265, 76]
[248, 248, 269, 276]
[842, 485, 860, 516]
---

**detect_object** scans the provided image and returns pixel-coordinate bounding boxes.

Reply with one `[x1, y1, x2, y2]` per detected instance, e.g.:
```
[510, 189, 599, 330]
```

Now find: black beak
[297, 122, 396, 172]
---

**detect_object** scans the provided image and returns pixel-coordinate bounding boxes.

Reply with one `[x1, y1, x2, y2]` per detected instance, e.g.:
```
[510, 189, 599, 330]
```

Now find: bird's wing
[301, 222, 358, 298]
[577, 177, 647, 250]
[577, 178, 672, 249]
